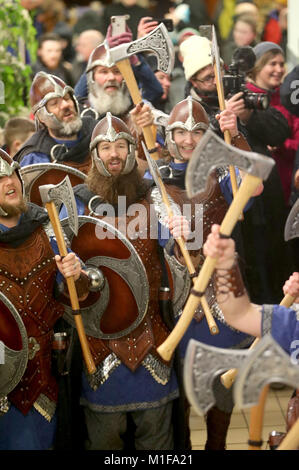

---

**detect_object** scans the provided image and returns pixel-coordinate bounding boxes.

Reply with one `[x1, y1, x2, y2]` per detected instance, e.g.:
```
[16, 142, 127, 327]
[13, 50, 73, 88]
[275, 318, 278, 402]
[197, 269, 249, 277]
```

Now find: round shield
[20, 163, 86, 207]
[0, 292, 28, 397]
[61, 216, 150, 340]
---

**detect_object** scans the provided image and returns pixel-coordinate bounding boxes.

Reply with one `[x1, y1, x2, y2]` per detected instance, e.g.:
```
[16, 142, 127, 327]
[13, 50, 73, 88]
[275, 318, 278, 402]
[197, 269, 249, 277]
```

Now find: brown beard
[1, 199, 28, 218]
[86, 164, 150, 207]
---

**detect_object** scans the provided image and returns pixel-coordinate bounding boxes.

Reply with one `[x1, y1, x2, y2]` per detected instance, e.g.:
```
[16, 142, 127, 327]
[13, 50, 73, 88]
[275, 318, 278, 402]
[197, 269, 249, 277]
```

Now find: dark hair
[38, 32, 62, 48]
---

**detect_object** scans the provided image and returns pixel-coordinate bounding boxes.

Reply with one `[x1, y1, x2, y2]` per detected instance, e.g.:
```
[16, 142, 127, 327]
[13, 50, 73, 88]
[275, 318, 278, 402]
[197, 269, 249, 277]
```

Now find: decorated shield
[20, 163, 86, 207]
[0, 292, 28, 397]
[61, 215, 150, 339]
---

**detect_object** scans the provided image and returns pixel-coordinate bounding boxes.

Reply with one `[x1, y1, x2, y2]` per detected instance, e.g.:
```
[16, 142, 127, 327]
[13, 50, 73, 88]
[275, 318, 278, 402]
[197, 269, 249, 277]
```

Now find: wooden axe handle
[45, 202, 96, 375]
[221, 292, 295, 389]
[159, 176, 219, 335]
[157, 173, 262, 361]
[115, 58, 160, 160]
[248, 384, 270, 450]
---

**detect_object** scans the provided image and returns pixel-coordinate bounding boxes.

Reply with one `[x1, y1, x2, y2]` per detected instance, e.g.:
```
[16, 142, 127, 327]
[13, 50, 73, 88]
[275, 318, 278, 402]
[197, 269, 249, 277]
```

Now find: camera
[223, 47, 269, 110]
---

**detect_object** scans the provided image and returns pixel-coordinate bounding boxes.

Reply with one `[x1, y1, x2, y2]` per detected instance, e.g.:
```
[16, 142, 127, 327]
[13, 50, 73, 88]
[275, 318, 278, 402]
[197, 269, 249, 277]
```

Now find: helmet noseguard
[30, 71, 79, 129]
[0, 148, 24, 216]
[86, 41, 116, 97]
[165, 96, 210, 160]
[90, 112, 136, 177]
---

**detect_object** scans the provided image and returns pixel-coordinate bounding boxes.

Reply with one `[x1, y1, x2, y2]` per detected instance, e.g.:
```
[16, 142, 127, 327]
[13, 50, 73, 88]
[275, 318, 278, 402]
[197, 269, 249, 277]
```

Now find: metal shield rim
[61, 215, 150, 339]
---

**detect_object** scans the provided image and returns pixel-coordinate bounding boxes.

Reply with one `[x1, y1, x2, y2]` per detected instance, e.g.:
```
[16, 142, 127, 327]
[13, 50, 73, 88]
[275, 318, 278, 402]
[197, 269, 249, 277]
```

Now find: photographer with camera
[226, 42, 299, 208]
[225, 42, 297, 306]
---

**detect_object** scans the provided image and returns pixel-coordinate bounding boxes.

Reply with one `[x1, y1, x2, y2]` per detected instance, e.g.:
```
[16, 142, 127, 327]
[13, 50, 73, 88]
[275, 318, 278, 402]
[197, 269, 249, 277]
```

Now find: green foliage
[0, 0, 37, 127]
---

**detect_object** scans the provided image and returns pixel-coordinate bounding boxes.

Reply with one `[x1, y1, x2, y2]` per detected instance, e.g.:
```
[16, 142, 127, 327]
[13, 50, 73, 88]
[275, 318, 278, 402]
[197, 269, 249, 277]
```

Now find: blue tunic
[61, 194, 179, 412]
[263, 304, 299, 357]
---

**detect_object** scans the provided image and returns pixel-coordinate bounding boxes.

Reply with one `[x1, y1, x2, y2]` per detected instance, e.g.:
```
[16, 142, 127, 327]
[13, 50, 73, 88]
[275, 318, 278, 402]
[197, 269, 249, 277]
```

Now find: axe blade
[185, 129, 275, 198]
[284, 197, 299, 241]
[39, 175, 78, 236]
[211, 25, 223, 88]
[184, 339, 248, 416]
[234, 334, 299, 409]
[198, 25, 213, 41]
[109, 23, 174, 75]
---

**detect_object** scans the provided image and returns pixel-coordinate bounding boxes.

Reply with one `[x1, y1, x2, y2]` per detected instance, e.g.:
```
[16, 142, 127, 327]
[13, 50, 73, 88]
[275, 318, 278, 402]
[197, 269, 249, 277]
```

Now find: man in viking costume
[0, 149, 89, 450]
[144, 96, 263, 450]
[60, 112, 190, 450]
[14, 72, 97, 176]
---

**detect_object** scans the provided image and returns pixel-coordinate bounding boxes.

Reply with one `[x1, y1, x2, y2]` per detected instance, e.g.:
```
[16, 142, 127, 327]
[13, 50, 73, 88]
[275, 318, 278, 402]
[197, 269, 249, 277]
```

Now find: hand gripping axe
[220, 198, 299, 389]
[109, 23, 174, 160]
[142, 141, 218, 335]
[157, 129, 275, 361]
[39, 176, 96, 374]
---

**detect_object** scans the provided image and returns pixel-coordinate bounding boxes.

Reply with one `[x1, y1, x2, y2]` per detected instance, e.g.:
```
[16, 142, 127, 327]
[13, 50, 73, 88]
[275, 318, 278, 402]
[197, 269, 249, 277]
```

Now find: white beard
[49, 115, 83, 138]
[88, 82, 131, 116]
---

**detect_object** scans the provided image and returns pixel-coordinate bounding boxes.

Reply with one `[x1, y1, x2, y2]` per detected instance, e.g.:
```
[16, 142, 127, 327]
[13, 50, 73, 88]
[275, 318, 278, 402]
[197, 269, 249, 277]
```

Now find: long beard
[1, 199, 28, 218]
[88, 82, 131, 116]
[86, 164, 149, 208]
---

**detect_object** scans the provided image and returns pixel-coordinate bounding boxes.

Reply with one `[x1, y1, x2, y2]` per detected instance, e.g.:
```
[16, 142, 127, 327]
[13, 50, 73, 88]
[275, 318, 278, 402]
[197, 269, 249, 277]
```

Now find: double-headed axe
[39, 176, 96, 375]
[142, 141, 218, 335]
[221, 201, 299, 389]
[184, 334, 299, 448]
[157, 129, 275, 361]
[109, 23, 174, 160]
[234, 333, 299, 450]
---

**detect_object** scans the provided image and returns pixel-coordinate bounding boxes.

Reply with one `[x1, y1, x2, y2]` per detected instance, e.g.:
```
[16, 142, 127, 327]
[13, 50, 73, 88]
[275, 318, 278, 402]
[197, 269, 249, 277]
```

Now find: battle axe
[157, 129, 274, 361]
[221, 198, 299, 388]
[109, 23, 174, 160]
[39, 177, 96, 374]
[233, 334, 299, 450]
[221, 295, 294, 389]
[142, 142, 218, 335]
[184, 334, 299, 448]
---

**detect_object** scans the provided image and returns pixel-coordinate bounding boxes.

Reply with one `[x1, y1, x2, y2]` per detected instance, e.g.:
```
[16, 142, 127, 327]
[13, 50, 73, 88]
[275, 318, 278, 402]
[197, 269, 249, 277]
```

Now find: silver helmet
[90, 112, 136, 177]
[165, 96, 209, 161]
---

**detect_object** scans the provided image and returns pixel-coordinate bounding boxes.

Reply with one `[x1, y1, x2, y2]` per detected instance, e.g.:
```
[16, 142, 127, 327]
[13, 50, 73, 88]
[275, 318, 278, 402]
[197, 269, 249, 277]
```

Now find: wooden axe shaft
[157, 173, 262, 361]
[159, 176, 219, 335]
[116, 58, 160, 161]
[221, 293, 295, 389]
[45, 202, 96, 375]
[248, 384, 270, 450]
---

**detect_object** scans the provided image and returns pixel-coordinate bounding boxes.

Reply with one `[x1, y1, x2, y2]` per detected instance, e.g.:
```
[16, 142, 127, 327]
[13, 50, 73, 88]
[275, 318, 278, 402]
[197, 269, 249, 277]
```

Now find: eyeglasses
[193, 74, 216, 84]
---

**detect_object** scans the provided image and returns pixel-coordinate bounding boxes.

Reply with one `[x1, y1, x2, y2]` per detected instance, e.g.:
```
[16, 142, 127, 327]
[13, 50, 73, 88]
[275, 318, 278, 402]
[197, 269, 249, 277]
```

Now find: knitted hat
[253, 41, 284, 61]
[179, 35, 212, 80]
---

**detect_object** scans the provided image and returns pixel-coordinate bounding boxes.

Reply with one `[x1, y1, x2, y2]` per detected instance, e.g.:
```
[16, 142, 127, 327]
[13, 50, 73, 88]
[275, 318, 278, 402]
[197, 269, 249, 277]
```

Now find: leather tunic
[0, 226, 65, 415]
[82, 196, 170, 373]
